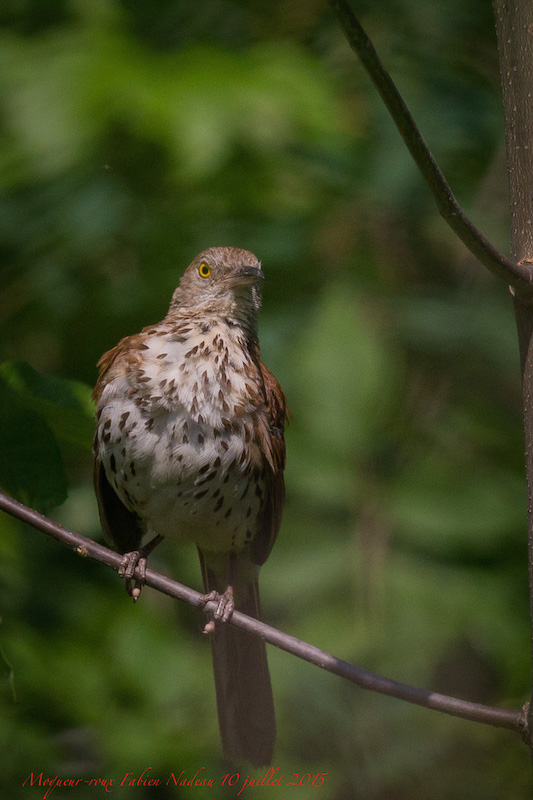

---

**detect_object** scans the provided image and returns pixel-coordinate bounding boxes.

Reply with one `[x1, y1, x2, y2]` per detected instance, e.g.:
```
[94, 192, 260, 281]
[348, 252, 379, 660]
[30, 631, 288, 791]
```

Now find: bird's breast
[94, 322, 267, 552]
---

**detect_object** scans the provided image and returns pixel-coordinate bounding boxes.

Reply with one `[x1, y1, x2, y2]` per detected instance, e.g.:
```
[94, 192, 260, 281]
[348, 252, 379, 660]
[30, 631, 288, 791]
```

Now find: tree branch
[493, 0, 533, 757]
[328, 0, 533, 296]
[0, 489, 527, 739]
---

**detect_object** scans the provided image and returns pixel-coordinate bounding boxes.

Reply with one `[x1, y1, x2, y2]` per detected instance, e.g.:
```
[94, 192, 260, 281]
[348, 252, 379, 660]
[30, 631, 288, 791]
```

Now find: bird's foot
[118, 552, 147, 602]
[118, 534, 164, 602]
[199, 586, 235, 633]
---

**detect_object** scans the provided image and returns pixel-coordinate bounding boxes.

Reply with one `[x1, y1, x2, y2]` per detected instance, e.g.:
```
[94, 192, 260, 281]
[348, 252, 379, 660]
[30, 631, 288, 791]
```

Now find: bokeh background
[0, 0, 531, 797]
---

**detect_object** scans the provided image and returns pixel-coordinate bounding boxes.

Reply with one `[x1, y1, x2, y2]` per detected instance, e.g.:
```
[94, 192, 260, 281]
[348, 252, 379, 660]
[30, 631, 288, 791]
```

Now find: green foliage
[0, 362, 92, 512]
[297, 283, 400, 456]
[0, 0, 530, 797]
[0, 361, 94, 450]
[0, 27, 342, 182]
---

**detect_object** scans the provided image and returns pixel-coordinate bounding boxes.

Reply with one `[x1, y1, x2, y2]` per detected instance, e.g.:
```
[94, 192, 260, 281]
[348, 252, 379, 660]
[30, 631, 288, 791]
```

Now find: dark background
[0, 0, 530, 797]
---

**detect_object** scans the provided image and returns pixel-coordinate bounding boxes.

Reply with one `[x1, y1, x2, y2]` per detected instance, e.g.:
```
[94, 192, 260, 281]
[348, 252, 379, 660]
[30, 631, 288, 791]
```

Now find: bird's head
[169, 247, 264, 325]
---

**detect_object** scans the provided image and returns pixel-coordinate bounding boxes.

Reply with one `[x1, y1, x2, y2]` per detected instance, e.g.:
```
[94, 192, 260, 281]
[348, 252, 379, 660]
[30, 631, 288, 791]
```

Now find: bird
[92, 246, 287, 766]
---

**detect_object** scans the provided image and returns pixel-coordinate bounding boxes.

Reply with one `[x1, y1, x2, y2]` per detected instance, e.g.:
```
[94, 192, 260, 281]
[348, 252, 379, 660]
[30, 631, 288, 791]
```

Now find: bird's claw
[117, 534, 164, 603]
[118, 552, 147, 602]
[199, 587, 235, 633]
[202, 620, 217, 635]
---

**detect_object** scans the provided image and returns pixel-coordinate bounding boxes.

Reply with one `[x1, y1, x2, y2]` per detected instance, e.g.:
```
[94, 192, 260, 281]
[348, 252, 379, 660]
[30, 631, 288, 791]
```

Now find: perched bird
[92, 247, 287, 766]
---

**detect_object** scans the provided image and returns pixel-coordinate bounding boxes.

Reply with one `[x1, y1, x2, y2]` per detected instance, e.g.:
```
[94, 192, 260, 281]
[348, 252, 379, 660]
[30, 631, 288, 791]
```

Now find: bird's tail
[198, 549, 276, 767]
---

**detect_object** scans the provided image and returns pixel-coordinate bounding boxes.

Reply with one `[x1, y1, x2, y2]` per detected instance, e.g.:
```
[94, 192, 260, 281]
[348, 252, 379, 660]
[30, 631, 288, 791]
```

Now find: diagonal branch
[328, 0, 533, 296]
[0, 489, 527, 739]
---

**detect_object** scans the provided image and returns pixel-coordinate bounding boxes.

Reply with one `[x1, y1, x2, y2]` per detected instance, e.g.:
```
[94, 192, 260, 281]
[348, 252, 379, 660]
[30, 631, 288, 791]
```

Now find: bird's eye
[198, 262, 211, 278]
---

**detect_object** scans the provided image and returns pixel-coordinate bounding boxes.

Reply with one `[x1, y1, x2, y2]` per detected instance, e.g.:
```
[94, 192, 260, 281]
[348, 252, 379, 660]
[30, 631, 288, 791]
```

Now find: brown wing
[93, 333, 146, 553]
[250, 361, 288, 566]
[94, 458, 144, 554]
[92, 331, 147, 404]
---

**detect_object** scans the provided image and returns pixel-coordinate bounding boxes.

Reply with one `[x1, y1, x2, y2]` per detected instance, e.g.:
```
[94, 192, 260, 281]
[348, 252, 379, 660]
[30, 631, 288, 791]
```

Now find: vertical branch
[493, 0, 533, 748]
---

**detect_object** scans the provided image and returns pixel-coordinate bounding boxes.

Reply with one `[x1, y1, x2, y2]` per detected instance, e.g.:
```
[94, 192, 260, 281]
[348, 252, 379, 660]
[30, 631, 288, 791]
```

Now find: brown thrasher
[92, 247, 287, 766]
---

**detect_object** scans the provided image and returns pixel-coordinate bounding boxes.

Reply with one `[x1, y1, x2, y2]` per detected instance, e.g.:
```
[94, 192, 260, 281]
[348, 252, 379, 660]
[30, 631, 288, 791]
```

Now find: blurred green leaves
[285, 283, 401, 511]
[0, 19, 344, 183]
[0, 362, 92, 511]
[0, 361, 93, 449]
[391, 456, 525, 559]
[297, 282, 400, 459]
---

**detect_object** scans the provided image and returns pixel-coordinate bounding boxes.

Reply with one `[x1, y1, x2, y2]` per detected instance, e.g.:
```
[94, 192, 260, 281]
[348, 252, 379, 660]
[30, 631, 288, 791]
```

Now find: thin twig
[0, 489, 526, 737]
[328, 0, 533, 296]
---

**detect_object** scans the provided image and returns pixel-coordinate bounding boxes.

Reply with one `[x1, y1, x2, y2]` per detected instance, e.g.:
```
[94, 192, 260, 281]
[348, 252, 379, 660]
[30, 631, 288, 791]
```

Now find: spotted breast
[94, 316, 269, 555]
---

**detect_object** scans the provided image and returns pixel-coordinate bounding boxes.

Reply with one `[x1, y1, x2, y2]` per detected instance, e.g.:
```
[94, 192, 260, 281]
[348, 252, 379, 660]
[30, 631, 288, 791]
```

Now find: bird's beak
[228, 265, 265, 286]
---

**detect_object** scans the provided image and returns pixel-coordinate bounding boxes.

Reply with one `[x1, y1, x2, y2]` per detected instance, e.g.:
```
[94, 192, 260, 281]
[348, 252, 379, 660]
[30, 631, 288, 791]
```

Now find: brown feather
[251, 360, 288, 566]
[92, 332, 144, 404]
[94, 459, 144, 554]
[198, 548, 276, 767]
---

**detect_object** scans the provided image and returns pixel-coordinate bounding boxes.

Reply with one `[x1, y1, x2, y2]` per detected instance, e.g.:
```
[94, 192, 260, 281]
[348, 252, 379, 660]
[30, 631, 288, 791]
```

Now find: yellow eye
[198, 262, 211, 278]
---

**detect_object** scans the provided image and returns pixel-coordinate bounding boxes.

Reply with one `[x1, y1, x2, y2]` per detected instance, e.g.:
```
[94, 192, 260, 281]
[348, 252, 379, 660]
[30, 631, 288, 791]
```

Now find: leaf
[0, 362, 94, 512]
[0, 361, 94, 450]
[0, 625, 16, 702]
[0, 382, 67, 513]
